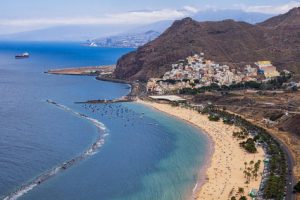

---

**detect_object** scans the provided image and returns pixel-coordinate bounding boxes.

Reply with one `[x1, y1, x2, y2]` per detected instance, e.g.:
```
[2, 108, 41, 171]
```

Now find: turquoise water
[0, 42, 208, 200]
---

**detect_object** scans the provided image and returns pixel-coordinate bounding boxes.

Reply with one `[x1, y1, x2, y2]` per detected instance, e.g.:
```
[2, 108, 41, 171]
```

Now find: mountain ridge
[115, 8, 300, 81]
[0, 9, 273, 41]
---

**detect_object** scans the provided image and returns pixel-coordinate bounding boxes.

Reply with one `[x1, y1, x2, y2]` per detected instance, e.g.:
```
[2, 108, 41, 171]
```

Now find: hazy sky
[0, 0, 299, 34]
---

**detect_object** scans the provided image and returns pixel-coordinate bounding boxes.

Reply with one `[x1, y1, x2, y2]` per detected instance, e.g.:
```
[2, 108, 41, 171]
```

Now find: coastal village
[146, 53, 291, 94]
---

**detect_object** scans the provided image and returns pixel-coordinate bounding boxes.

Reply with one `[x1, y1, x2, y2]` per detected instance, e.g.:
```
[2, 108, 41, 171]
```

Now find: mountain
[92, 10, 273, 48]
[193, 9, 274, 24]
[259, 7, 300, 27]
[258, 7, 300, 74]
[90, 21, 173, 48]
[124, 20, 173, 35]
[93, 30, 161, 48]
[115, 7, 300, 81]
[0, 10, 273, 42]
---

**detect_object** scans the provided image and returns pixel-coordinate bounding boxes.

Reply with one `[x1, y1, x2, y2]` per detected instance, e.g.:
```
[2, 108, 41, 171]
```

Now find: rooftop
[149, 95, 186, 102]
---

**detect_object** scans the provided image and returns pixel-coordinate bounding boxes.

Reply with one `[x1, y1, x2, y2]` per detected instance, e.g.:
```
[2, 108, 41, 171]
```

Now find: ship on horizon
[15, 52, 30, 59]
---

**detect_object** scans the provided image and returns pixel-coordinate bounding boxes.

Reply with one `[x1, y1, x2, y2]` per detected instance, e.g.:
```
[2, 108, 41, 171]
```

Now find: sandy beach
[138, 100, 265, 200]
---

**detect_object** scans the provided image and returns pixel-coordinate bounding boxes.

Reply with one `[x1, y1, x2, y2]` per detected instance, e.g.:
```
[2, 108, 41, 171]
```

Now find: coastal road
[215, 104, 300, 114]
[268, 132, 296, 200]
[216, 106, 297, 199]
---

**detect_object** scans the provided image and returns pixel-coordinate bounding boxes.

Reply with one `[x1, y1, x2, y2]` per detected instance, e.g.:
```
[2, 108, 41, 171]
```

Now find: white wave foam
[192, 183, 198, 193]
[3, 100, 109, 200]
[3, 183, 37, 200]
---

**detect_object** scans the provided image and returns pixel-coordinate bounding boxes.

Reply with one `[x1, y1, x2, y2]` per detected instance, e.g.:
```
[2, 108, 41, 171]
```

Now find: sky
[0, 0, 299, 34]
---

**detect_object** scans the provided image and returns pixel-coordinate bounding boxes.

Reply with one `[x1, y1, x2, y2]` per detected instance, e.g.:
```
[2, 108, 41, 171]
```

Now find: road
[215, 104, 300, 114]
[217, 105, 297, 199]
[267, 131, 296, 200]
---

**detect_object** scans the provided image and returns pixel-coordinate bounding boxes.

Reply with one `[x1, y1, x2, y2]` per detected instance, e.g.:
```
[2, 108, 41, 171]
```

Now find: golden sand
[138, 100, 265, 200]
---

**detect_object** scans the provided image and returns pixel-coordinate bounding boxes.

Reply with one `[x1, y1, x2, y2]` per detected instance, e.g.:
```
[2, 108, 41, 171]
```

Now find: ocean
[0, 42, 208, 200]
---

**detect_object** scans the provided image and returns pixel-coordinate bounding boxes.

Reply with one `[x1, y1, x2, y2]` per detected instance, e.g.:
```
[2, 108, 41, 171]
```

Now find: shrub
[223, 117, 234, 125]
[294, 181, 300, 193]
[240, 138, 257, 153]
[208, 114, 220, 121]
[264, 175, 285, 199]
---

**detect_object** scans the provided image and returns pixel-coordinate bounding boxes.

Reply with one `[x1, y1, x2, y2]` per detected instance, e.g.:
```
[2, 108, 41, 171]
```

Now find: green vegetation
[240, 138, 257, 153]
[294, 181, 300, 193]
[189, 82, 196, 87]
[179, 73, 293, 94]
[195, 104, 288, 199]
[264, 175, 285, 199]
[232, 129, 257, 153]
[230, 187, 247, 200]
[243, 160, 261, 183]
[223, 117, 234, 125]
[180, 87, 203, 95]
[239, 196, 247, 200]
[238, 187, 244, 194]
[208, 114, 220, 121]
[170, 101, 180, 107]
[233, 130, 249, 140]
[160, 79, 178, 84]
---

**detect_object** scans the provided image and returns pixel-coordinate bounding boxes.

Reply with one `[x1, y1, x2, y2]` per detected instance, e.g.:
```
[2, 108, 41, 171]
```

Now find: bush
[240, 138, 257, 153]
[264, 175, 285, 199]
[294, 181, 300, 193]
[223, 117, 234, 125]
[163, 79, 179, 84]
[233, 130, 249, 140]
[208, 114, 220, 121]
[194, 79, 200, 84]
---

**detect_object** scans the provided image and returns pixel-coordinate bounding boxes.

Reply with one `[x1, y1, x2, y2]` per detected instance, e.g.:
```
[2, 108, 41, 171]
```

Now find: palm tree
[254, 172, 258, 181]
[250, 160, 254, 165]
[244, 162, 247, 169]
[243, 170, 247, 178]
[247, 172, 251, 183]
[238, 187, 244, 194]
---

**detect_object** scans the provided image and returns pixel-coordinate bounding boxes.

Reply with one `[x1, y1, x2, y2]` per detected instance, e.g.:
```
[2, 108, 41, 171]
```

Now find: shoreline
[192, 132, 214, 200]
[137, 100, 215, 199]
[137, 100, 214, 199]
[137, 99, 265, 200]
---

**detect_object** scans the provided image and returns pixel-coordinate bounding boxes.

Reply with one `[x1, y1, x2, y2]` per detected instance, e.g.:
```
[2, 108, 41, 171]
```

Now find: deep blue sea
[0, 42, 208, 200]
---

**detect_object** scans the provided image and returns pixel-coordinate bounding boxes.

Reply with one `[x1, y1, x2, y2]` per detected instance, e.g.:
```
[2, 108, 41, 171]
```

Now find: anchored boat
[15, 52, 30, 59]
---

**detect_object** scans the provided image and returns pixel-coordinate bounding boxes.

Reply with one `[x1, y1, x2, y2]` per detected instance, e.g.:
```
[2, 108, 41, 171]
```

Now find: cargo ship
[15, 52, 30, 59]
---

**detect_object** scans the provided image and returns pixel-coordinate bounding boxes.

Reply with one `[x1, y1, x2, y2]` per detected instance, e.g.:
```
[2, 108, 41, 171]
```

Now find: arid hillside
[115, 7, 300, 81]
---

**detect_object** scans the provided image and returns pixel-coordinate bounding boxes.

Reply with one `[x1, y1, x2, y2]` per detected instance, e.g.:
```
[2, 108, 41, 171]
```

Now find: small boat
[15, 52, 29, 59]
[81, 40, 98, 47]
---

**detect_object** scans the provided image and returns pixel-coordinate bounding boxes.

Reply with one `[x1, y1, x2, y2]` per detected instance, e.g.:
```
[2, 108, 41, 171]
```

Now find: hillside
[115, 7, 300, 81]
